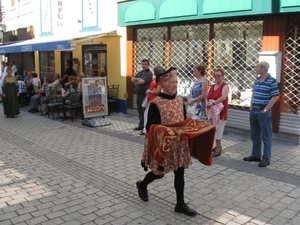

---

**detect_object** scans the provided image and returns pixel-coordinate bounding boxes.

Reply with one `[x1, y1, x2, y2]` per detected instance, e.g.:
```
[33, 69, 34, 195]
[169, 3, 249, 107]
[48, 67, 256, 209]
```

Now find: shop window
[39, 51, 54, 81]
[133, 19, 263, 109]
[83, 45, 107, 79]
[282, 15, 300, 114]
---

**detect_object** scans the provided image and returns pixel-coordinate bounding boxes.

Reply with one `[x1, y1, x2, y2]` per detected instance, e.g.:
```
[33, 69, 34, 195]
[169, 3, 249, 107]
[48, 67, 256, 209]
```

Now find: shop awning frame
[0, 30, 119, 54]
[0, 36, 72, 54]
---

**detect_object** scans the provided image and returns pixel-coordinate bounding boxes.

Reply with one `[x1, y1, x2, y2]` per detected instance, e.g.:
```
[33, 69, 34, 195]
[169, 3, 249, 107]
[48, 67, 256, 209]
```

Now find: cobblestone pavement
[0, 105, 299, 225]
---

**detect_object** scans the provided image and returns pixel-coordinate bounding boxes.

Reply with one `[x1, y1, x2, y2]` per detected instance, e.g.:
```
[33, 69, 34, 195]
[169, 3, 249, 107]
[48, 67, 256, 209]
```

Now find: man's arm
[131, 77, 146, 85]
[264, 96, 278, 111]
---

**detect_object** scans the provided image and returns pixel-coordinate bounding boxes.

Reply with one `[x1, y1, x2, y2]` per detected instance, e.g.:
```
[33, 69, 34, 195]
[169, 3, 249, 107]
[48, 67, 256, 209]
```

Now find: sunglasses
[214, 75, 222, 77]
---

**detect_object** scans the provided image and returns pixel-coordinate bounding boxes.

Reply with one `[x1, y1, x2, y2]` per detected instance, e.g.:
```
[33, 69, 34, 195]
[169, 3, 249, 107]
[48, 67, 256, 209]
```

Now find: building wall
[117, 0, 300, 135]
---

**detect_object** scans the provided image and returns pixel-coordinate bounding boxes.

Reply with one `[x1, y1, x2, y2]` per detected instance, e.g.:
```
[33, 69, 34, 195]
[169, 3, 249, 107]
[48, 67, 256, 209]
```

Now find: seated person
[17, 75, 28, 96]
[28, 76, 51, 113]
[64, 75, 76, 90]
[52, 73, 61, 86]
[40, 76, 62, 115]
[62, 81, 78, 102]
[31, 72, 41, 88]
[75, 75, 82, 92]
[61, 81, 79, 118]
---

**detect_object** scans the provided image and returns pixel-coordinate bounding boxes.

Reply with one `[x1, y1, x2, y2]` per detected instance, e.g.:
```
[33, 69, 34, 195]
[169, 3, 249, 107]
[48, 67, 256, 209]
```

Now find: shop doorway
[61, 51, 74, 75]
[82, 45, 107, 80]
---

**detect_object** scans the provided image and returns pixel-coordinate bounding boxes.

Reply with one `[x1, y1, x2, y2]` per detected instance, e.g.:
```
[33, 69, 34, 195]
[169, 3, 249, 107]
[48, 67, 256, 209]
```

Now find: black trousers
[140, 167, 185, 206]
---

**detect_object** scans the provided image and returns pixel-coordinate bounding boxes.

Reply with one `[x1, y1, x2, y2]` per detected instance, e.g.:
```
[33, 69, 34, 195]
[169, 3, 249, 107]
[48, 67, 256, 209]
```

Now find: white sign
[83, 0, 97, 28]
[259, 51, 282, 83]
[82, 77, 108, 118]
[40, 0, 52, 34]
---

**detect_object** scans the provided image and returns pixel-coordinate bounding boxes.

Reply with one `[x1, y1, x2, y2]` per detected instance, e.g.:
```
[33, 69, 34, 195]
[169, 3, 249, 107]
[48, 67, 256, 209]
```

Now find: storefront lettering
[57, 44, 65, 49]
[57, 0, 64, 27]
[21, 45, 33, 52]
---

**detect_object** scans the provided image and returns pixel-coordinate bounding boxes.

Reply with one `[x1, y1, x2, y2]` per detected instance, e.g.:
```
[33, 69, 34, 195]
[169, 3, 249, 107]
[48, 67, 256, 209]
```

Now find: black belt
[252, 106, 266, 111]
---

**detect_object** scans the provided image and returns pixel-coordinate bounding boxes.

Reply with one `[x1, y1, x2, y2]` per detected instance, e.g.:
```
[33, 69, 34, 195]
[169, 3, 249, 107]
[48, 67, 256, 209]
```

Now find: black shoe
[28, 108, 34, 112]
[136, 180, 148, 202]
[133, 127, 143, 131]
[139, 131, 146, 135]
[243, 156, 261, 162]
[212, 150, 222, 157]
[175, 203, 197, 217]
[258, 161, 270, 167]
[31, 109, 39, 113]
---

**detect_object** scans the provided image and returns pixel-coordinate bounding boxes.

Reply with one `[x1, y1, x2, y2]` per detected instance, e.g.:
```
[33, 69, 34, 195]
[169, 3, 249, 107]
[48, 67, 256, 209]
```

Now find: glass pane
[39, 51, 55, 79]
[83, 45, 107, 78]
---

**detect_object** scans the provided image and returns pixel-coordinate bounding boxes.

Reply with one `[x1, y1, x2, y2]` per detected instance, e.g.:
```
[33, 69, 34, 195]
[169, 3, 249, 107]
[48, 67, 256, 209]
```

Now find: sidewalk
[0, 105, 299, 225]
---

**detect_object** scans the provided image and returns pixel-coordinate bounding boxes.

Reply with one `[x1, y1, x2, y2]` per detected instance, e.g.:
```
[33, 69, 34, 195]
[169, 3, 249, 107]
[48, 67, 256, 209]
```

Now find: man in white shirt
[10, 61, 18, 75]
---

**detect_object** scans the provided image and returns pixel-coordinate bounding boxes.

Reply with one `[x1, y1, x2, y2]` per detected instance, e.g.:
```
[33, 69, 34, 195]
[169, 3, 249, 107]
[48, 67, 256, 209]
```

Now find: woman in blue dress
[187, 63, 209, 120]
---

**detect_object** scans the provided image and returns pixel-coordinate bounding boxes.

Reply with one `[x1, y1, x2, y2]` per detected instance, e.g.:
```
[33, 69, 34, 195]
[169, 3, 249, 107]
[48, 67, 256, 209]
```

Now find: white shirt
[32, 77, 41, 87]
[12, 64, 18, 74]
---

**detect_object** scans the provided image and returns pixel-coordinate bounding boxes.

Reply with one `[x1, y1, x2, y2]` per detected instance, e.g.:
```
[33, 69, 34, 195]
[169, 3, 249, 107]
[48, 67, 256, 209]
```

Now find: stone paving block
[7, 198, 26, 206]
[63, 205, 84, 214]
[279, 209, 298, 219]
[214, 212, 235, 224]
[226, 221, 242, 225]
[18, 216, 48, 225]
[41, 217, 65, 225]
[268, 215, 290, 225]
[94, 214, 115, 224]
[31, 208, 52, 218]
[78, 205, 99, 215]
[61, 212, 84, 222]
[10, 213, 33, 224]
[61, 220, 82, 225]
[77, 213, 100, 224]
[0, 220, 13, 225]
[45, 210, 67, 220]
[0, 211, 18, 221]
[0, 197, 13, 203]
[16, 205, 37, 215]
[2, 204, 23, 213]
[232, 214, 252, 224]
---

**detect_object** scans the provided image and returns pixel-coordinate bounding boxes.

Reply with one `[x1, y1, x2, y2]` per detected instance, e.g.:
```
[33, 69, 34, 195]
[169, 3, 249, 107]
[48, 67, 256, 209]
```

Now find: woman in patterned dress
[187, 63, 209, 120]
[136, 67, 197, 217]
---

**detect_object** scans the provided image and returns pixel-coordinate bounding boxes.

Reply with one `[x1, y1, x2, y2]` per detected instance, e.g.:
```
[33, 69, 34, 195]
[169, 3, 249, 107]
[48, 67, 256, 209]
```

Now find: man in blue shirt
[243, 61, 280, 167]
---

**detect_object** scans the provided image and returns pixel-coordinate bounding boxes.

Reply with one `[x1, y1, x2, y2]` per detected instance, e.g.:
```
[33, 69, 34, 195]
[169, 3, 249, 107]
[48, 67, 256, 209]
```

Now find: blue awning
[0, 36, 72, 54]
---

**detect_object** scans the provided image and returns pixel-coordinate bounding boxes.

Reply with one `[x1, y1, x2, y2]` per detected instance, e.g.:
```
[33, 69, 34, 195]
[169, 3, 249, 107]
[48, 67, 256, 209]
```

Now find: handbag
[142, 96, 148, 108]
[187, 103, 197, 114]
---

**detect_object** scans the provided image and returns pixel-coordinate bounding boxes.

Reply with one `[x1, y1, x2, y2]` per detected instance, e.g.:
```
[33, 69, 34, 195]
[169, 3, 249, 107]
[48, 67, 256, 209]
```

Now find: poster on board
[82, 77, 108, 118]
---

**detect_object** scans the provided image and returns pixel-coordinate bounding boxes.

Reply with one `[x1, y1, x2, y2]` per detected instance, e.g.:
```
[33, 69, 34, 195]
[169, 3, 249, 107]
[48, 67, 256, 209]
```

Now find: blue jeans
[249, 110, 272, 162]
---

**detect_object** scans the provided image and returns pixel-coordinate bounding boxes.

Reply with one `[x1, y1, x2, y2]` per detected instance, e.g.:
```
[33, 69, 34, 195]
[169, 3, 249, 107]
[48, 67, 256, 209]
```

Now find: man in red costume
[136, 67, 215, 216]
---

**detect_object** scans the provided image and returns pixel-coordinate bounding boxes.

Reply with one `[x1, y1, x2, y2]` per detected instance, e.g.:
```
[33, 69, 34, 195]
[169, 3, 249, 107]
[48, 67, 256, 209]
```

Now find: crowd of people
[0, 57, 280, 217]
[0, 60, 86, 118]
[132, 59, 279, 216]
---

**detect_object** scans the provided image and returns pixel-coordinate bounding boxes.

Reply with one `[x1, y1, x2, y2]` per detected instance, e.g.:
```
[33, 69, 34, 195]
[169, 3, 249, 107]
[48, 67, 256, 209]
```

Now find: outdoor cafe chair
[107, 84, 119, 114]
[62, 91, 82, 122]
[46, 86, 64, 120]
